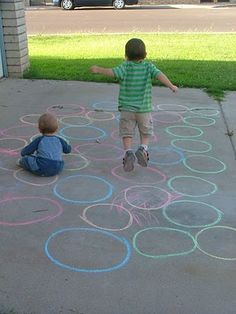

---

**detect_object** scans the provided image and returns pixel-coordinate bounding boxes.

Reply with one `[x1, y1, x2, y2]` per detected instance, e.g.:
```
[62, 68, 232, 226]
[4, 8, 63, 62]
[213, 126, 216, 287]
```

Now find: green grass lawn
[24, 33, 236, 100]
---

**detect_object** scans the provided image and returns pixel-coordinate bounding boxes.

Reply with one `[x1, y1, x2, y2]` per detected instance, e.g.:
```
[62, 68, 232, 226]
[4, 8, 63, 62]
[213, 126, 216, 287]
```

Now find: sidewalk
[0, 78, 236, 314]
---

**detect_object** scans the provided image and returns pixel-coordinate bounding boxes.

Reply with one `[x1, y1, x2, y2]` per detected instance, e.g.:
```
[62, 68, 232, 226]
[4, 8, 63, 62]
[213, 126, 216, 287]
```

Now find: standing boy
[91, 38, 178, 172]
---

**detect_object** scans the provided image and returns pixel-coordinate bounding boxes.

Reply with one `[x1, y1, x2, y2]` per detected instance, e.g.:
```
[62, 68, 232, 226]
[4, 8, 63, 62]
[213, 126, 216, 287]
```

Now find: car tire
[113, 0, 125, 9]
[61, 0, 75, 10]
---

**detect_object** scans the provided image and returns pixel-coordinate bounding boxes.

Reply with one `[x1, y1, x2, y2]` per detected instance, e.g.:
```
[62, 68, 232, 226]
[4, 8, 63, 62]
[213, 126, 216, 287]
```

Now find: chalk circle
[196, 226, 236, 261]
[0, 137, 27, 152]
[189, 106, 219, 117]
[63, 153, 90, 171]
[53, 175, 113, 204]
[168, 175, 217, 197]
[1, 125, 37, 138]
[74, 143, 124, 161]
[45, 227, 131, 273]
[13, 168, 58, 186]
[124, 185, 171, 210]
[30, 133, 41, 142]
[80, 203, 133, 231]
[19, 114, 41, 126]
[0, 196, 63, 226]
[149, 146, 185, 166]
[171, 138, 212, 154]
[59, 126, 106, 141]
[163, 200, 223, 228]
[156, 104, 189, 113]
[59, 115, 92, 127]
[110, 129, 159, 144]
[92, 100, 118, 111]
[133, 227, 197, 259]
[152, 111, 183, 124]
[165, 125, 203, 138]
[183, 155, 226, 174]
[183, 116, 216, 127]
[85, 111, 115, 121]
[111, 165, 166, 185]
[47, 104, 85, 116]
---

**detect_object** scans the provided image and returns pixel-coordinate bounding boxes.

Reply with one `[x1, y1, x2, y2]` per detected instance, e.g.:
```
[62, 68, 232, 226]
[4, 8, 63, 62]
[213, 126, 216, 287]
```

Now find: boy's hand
[170, 85, 178, 93]
[90, 66, 99, 74]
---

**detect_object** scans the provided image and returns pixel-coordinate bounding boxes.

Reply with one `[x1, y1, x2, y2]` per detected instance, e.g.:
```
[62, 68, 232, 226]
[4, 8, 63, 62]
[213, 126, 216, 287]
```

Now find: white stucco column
[0, 0, 29, 78]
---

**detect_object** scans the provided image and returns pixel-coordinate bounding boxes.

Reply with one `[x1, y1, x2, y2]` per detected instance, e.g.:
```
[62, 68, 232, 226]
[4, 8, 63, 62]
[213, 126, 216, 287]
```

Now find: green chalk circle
[183, 155, 226, 174]
[195, 226, 236, 260]
[133, 227, 197, 259]
[168, 175, 217, 197]
[183, 116, 216, 127]
[189, 106, 219, 117]
[165, 125, 203, 138]
[163, 200, 223, 228]
[171, 138, 212, 154]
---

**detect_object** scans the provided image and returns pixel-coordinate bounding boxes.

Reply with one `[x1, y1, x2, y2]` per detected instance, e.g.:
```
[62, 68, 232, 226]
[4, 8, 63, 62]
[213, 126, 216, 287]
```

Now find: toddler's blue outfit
[19, 135, 71, 176]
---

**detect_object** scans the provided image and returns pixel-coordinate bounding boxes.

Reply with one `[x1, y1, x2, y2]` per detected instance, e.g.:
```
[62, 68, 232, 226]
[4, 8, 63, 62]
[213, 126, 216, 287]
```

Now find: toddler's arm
[90, 66, 115, 77]
[59, 138, 72, 154]
[21, 137, 42, 156]
[156, 73, 178, 93]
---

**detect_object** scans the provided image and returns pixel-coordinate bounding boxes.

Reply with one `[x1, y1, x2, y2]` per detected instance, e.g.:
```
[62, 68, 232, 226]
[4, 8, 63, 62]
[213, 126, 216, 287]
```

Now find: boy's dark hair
[38, 113, 58, 134]
[125, 38, 146, 61]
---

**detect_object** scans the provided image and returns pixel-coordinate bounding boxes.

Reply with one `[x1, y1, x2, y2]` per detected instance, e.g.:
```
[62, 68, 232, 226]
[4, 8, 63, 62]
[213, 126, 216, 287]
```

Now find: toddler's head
[125, 38, 146, 61]
[38, 113, 58, 135]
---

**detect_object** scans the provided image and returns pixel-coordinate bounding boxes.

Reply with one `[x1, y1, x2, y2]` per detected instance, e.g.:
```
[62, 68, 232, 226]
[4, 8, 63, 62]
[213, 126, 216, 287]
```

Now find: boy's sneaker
[135, 146, 149, 167]
[123, 151, 135, 172]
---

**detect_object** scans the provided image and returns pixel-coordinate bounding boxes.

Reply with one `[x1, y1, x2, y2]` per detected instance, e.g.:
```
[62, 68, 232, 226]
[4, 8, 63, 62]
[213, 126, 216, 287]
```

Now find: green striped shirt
[113, 60, 161, 113]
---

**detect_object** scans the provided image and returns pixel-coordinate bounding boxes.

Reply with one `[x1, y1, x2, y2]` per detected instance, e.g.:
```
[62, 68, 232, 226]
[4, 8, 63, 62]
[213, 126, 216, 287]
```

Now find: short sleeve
[149, 63, 162, 79]
[112, 62, 126, 81]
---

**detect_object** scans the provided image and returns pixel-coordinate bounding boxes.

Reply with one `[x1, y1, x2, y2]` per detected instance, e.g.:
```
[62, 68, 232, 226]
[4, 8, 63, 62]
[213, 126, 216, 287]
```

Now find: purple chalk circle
[156, 104, 189, 113]
[152, 111, 183, 124]
[59, 115, 92, 127]
[85, 111, 115, 121]
[0, 196, 63, 226]
[47, 104, 85, 116]
[74, 143, 124, 161]
[63, 153, 90, 171]
[124, 185, 172, 210]
[1, 125, 37, 139]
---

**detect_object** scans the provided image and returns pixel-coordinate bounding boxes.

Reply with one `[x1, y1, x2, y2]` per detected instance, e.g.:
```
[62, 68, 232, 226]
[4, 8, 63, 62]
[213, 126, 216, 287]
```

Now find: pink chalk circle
[0, 138, 28, 152]
[47, 104, 85, 117]
[124, 185, 172, 210]
[19, 114, 40, 126]
[110, 129, 159, 144]
[80, 203, 133, 231]
[75, 143, 124, 161]
[85, 111, 115, 121]
[0, 196, 63, 226]
[152, 111, 183, 124]
[111, 164, 166, 185]
[59, 115, 92, 127]
[63, 153, 90, 171]
[1, 125, 37, 139]
[156, 104, 189, 113]
[13, 168, 59, 187]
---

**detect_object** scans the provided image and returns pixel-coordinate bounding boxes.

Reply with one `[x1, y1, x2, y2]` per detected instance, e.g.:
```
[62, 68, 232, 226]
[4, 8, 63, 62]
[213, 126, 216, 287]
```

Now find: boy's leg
[19, 155, 40, 175]
[135, 113, 153, 167]
[120, 112, 136, 172]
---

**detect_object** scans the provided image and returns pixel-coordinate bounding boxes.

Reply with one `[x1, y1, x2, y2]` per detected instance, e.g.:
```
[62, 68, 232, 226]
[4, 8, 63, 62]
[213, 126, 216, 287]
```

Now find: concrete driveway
[0, 78, 236, 314]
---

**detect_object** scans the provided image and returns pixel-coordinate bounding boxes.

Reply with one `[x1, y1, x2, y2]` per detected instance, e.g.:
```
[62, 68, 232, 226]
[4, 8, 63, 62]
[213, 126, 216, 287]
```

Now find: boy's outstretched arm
[90, 66, 115, 77]
[156, 73, 178, 93]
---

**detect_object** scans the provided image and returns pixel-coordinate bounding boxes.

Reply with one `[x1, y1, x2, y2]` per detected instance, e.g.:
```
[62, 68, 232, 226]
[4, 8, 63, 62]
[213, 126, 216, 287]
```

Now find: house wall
[0, 0, 29, 78]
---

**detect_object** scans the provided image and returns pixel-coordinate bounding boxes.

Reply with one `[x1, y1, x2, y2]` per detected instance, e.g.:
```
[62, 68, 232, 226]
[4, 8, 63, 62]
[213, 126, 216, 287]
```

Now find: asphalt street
[25, 4, 236, 34]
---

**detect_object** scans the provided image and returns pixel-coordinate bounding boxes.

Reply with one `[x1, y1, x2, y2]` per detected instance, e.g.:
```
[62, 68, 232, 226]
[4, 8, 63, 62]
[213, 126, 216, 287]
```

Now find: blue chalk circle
[149, 146, 185, 166]
[163, 200, 223, 228]
[45, 227, 131, 273]
[53, 175, 113, 204]
[59, 125, 106, 141]
[133, 227, 197, 258]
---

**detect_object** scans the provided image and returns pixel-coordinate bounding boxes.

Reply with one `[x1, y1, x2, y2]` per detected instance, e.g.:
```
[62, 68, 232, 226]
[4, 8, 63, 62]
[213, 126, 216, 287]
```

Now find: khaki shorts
[119, 111, 153, 138]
